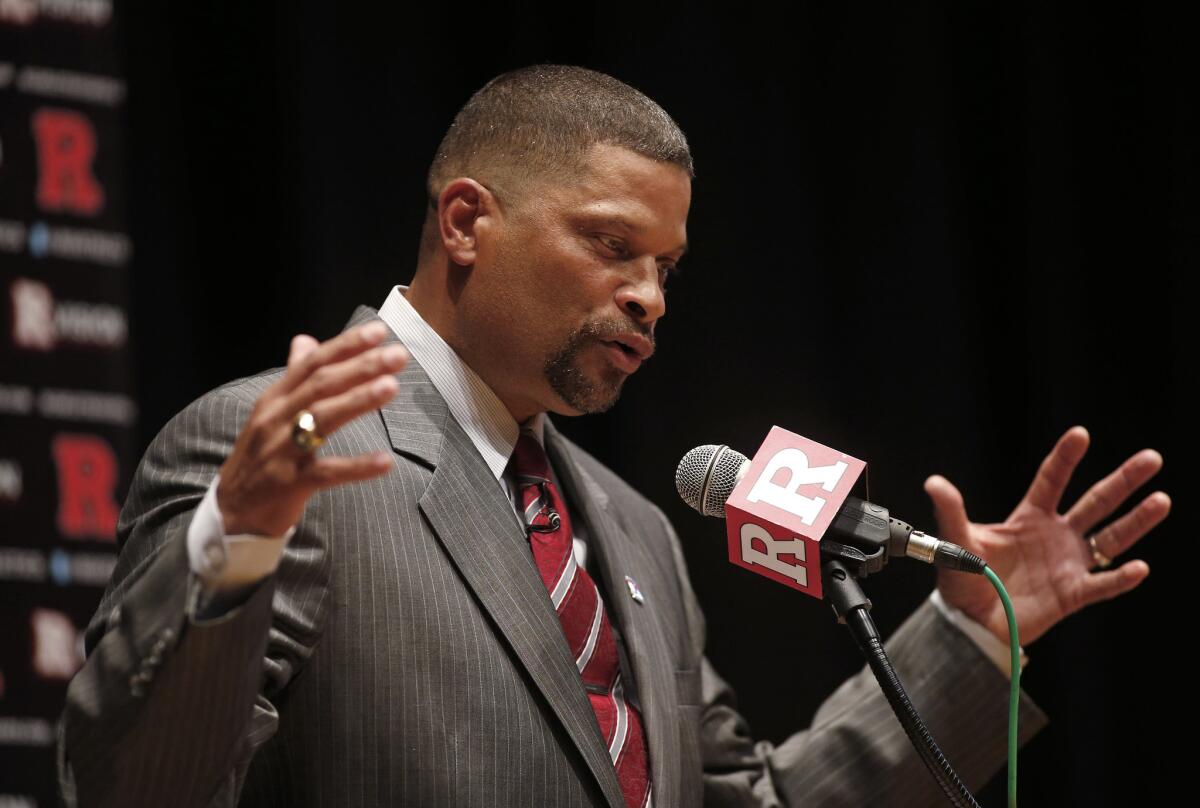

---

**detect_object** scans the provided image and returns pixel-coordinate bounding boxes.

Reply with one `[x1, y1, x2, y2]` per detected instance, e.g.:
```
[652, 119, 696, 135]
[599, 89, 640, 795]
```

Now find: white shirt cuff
[929, 589, 1028, 679]
[186, 473, 296, 591]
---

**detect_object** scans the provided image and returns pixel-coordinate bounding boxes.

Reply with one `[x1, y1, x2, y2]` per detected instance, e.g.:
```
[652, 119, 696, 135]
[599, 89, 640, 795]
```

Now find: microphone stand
[822, 546, 982, 808]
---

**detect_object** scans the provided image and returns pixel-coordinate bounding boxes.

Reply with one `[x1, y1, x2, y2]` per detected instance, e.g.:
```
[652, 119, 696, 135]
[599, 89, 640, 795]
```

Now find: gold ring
[291, 409, 325, 453]
[1087, 535, 1112, 569]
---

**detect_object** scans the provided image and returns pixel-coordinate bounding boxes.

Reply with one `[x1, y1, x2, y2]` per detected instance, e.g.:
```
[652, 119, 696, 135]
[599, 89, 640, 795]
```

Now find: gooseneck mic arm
[823, 554, 982, 808]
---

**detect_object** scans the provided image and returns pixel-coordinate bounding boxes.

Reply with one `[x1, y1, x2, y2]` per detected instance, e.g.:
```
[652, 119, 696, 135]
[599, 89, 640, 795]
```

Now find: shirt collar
[377, 285, 547, 480]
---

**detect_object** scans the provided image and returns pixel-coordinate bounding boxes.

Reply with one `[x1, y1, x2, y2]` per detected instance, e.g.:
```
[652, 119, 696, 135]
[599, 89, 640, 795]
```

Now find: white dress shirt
[185, 284, 1025, 675]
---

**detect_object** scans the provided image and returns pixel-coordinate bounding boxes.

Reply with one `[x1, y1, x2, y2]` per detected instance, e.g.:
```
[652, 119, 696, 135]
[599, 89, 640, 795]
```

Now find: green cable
[982, 565, 1020, 808]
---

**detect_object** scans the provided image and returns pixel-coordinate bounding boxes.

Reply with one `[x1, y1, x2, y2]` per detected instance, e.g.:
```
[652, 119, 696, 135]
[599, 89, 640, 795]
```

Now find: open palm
[924, 426, 1169, 646]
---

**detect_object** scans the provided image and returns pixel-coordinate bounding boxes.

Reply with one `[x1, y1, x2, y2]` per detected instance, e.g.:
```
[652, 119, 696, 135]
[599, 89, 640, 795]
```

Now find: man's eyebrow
[585, 214, 689, 258]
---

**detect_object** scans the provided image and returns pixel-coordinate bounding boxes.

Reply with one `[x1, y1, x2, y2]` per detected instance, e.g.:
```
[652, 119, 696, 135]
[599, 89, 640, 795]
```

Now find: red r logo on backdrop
[32, 108, 105, 216]
[52, 434, 119, 542]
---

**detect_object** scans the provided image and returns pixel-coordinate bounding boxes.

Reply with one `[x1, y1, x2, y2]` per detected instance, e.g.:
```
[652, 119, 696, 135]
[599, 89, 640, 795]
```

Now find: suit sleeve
[656, 509, 1050, 808]
[57, 383, 304, 808]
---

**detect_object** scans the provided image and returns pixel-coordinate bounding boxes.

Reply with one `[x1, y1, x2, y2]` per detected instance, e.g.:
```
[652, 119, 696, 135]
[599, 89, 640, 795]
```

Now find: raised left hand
[923, 426, 1169, 646]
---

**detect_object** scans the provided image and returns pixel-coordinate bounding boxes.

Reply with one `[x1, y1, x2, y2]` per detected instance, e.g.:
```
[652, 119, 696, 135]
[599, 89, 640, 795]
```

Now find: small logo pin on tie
[624, 575, 645, 604]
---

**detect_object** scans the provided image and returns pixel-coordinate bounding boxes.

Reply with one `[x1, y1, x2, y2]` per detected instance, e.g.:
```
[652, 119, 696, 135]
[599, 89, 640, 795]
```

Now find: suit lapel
[544, 420, 682, 808]
[342, 306, 627, 808]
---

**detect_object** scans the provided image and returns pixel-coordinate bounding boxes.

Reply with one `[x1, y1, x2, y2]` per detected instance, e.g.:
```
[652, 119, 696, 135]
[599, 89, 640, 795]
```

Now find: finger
[281, 320, 391, 394]
[261, 334, 321, 406]
[256, 345, 405, 461]
[1085, 491, 1171, 563]
[276, 343, 408, 419]
[287, 334, 320, 370]
[1021, 426, 1089, 514]
[259, 362, 403, 461]
[924, 475, 972, 544]
[299, 452, 394, 489]
[306, 374, 399, 438]
[1066, 449, 1164, 533]
[1076, 559, 1150, 607]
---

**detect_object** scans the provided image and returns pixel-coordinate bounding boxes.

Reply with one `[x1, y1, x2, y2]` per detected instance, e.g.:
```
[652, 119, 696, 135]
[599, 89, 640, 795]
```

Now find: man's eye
[597, 237, 629, 257]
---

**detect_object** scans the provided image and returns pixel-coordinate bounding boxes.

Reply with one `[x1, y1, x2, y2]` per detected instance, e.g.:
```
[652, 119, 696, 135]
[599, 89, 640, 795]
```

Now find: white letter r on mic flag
[746, 448, 849, 526]
[740, 523, 808, 587]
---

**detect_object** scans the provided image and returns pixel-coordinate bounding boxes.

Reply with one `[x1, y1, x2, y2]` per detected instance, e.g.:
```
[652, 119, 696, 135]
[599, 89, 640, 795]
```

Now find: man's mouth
[605, 333, 653, 361]
[600, 334, 653, 373]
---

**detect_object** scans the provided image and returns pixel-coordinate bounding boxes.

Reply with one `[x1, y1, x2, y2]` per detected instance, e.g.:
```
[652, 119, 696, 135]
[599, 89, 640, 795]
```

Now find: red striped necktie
[508, 430, 652, 808]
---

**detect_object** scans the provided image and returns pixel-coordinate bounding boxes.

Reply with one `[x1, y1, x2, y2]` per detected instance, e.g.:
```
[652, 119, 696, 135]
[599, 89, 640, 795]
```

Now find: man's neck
[402, 278, 544, 424]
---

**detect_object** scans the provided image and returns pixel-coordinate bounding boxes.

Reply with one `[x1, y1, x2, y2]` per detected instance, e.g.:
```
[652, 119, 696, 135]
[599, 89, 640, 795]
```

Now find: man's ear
[435, 178, 499, 267]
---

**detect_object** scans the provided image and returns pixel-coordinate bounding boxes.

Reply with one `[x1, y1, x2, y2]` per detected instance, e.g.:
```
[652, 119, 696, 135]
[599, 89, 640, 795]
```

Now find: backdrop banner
[0, 3, 132, 804]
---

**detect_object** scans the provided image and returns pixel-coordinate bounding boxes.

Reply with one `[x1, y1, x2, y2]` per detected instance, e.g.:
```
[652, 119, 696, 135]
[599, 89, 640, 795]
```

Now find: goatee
[544, 317, 654, 414]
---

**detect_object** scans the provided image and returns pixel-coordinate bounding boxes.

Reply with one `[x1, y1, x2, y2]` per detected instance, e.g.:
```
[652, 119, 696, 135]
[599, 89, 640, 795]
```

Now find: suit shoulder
[209, 365, 288, 404]
[142, 365, 288, 458]
[176, 364, 287, 418]
[172, 301, 378, 413]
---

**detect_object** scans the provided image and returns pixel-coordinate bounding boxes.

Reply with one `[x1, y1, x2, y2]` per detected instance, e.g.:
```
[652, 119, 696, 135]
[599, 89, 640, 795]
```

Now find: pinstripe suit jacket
[58, 305, 1047, 807]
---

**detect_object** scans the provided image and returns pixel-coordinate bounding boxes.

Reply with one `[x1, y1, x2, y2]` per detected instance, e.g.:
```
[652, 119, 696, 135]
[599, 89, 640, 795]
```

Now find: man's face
[462, 143, 691, 420]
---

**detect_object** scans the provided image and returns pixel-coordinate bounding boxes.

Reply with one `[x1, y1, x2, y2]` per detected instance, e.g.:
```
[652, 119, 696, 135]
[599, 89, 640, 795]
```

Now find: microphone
[678, 436, 991, 808]
[676, 434, 985, 598]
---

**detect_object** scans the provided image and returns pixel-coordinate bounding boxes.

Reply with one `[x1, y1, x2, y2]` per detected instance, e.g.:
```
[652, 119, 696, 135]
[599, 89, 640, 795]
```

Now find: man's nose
[615, 262, 666, 327]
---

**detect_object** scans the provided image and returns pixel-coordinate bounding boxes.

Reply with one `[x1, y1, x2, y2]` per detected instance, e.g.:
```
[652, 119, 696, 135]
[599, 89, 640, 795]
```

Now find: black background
[114, 3, 1189, 804]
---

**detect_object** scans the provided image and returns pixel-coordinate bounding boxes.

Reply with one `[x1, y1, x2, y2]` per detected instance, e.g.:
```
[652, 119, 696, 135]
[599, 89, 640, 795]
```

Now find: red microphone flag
[724, 426, 866, 599]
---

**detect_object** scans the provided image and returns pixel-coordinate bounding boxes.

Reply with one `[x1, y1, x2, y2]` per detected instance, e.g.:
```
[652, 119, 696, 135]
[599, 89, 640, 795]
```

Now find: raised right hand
[216, 320, 407, 536]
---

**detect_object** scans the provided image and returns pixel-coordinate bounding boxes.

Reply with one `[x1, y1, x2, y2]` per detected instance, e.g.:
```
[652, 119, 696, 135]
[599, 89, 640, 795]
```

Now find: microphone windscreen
[675, 444, 750, 517]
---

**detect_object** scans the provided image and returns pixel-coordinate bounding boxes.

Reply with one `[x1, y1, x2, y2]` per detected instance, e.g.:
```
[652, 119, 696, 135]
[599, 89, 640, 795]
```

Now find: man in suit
[58, 65, 1168, 807]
